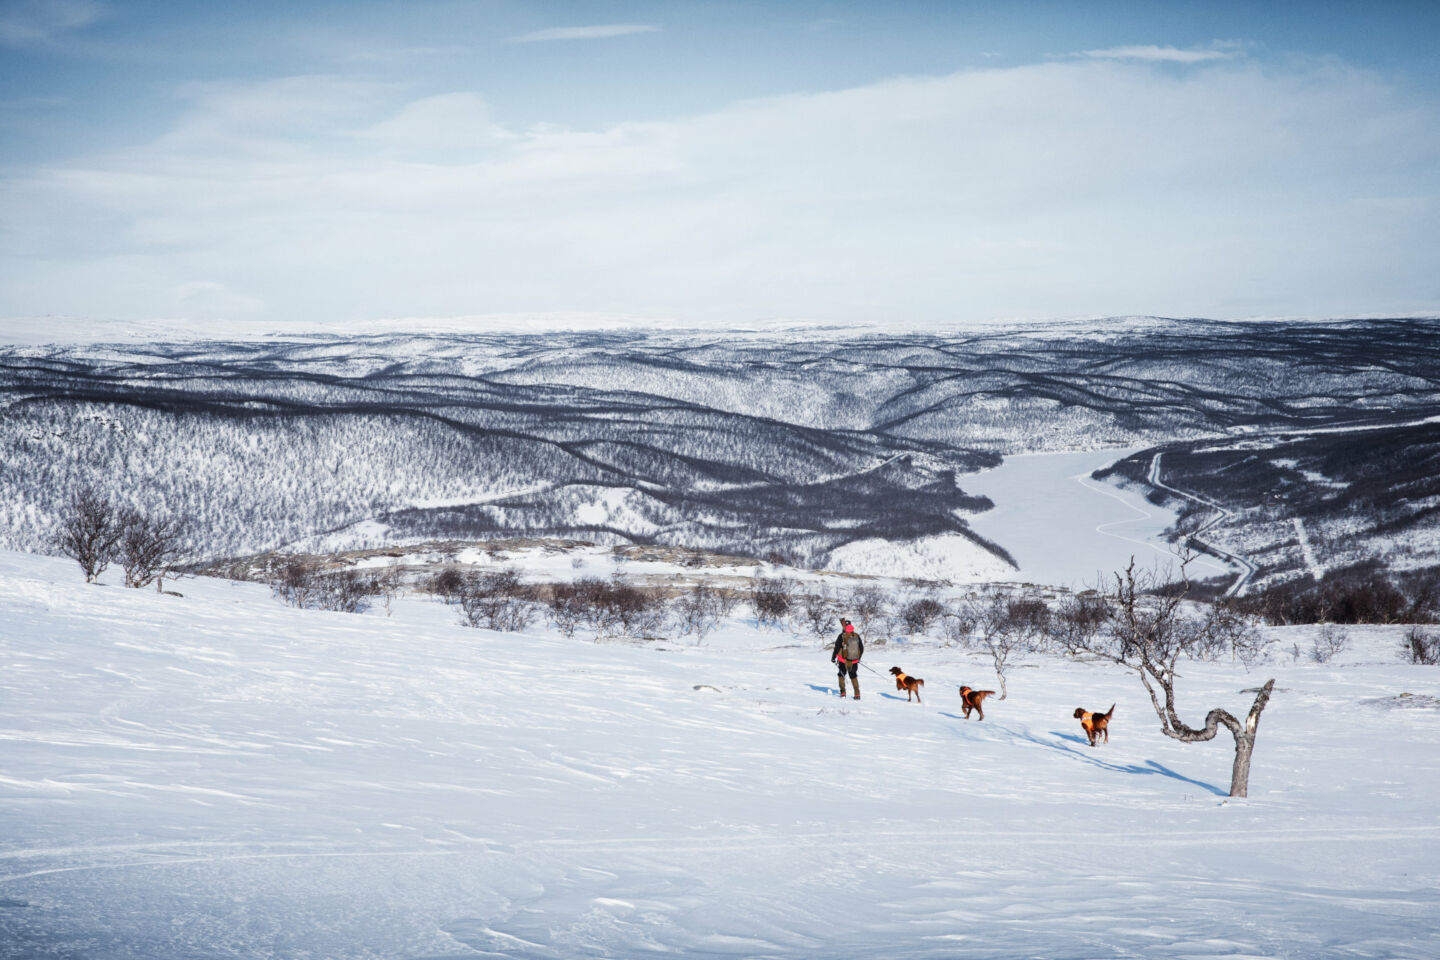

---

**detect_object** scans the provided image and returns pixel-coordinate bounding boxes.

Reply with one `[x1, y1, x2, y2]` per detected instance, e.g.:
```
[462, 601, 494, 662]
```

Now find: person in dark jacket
[831, 617, 864, 699]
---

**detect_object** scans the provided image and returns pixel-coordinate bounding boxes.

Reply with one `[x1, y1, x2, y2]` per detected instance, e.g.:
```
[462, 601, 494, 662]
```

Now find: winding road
[1146, 453, 1256, 597]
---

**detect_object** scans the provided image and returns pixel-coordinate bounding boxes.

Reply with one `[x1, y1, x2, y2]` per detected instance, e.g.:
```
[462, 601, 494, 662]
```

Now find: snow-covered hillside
[2, 551, 1437, 958]
[6, 318, 1440, 589]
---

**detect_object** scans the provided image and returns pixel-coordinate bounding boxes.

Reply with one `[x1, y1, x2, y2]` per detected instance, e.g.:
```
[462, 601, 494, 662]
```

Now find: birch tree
[1059, 556, 1274, 798]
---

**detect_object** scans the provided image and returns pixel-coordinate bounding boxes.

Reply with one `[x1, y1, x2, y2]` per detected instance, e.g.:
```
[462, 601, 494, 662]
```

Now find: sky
[1, 0, 1438, 331]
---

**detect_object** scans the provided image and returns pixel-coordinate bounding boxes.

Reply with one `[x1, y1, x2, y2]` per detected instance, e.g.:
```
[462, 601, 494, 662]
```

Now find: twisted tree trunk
[1155, 678, 1275, 797]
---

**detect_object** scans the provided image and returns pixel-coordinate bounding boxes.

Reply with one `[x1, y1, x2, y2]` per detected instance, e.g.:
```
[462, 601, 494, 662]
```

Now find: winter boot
[838, 674, 847, 698]
[852, 677, 861, 700]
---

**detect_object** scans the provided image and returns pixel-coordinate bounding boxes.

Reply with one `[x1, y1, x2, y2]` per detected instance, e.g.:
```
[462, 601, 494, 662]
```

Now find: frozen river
[960, 448, 1231, 590]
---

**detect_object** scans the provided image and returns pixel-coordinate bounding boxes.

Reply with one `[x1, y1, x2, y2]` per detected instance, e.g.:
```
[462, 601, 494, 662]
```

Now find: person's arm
[831, 636, 842, 661]
[857, 637, 864, 660]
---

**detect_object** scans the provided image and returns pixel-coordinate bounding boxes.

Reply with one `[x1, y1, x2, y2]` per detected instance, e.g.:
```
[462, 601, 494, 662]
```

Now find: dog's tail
[917, 678, 925, 687]
[1102, 703, 1115, 720]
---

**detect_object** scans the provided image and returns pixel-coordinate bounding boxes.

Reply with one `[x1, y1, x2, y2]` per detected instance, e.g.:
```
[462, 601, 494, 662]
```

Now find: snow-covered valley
[2, 550, 1437, 958]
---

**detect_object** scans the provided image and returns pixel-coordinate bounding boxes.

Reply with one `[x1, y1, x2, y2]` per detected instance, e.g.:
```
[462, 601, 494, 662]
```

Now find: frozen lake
[961, 448, 1231, 590]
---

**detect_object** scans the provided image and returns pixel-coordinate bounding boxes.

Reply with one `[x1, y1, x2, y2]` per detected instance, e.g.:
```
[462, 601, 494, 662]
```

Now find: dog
[957, 685, 994, 721]
[889, 666, 925, 703]
[1074, 704, 1115, 746]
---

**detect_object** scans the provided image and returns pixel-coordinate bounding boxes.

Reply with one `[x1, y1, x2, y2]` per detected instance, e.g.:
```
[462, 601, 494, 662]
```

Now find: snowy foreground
[2, 552, 1438, 959]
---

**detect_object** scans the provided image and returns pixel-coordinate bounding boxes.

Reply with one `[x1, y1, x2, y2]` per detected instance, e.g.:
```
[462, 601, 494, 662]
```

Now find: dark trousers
[835, 660, 858, 680]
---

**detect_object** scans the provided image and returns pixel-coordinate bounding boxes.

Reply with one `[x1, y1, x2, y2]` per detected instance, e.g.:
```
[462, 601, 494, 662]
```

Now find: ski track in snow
[2, 551, 1439, 958]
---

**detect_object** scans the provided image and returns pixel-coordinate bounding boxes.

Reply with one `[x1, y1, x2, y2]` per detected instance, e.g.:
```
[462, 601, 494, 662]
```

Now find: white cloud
[1082, 44, 1240, 64]
[0, 0, 104, 45]
[1, 57, 1436, 327]
[360, 93, 514, 161]
[511, 24, 660, 43]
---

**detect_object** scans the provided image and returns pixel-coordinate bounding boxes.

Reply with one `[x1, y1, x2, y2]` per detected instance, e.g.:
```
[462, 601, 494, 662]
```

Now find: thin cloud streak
[0, 0, 105, 46]
[511, 24, 660, 43]
[1082, 44, 1239, 63]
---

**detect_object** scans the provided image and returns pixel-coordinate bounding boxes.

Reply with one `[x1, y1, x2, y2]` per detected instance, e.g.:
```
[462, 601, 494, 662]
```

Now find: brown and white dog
[889, 667, 925, 703]
[957, 685, 994, 721]
[1074, 704, 1115, 746]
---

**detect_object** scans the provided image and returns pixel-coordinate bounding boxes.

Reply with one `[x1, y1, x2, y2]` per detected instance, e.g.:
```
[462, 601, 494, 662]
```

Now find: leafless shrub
[455, 569, 535, 630]
[458, 568, 538, 632]
[271, 557, 324, 608]
[1402, 625, 1440, 665]
[900, 597, 945, 635]
[798, 587, 840, 637]
[676, 582, 725, 642]
[751, 576, 795, 628]
[940, 602, 976, 646]
[271, 559, 379, 614]
[595, 575, 663, 636]
[116, 508, 186, 590]
[371, 567, 403, 616]
[847, 584, 889, 638]
[713, 586, 742, 618]
[1048, 592, 1108, 653]
[318, 569, 382, 614]
[55, 485, 124, 583]
[544, 575, 668, 638]
[1310, 624, 1349, 664]
[964, 590, 1049, 700]
[545, 579, 593, 638]
[427, 567, 467, 603]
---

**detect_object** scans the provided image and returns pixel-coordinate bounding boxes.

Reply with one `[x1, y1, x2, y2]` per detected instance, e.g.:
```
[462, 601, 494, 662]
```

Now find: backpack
[841, 632, 862, 661]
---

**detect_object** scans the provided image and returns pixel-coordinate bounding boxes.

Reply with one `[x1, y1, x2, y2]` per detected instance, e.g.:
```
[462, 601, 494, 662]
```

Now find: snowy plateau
[2, 317, 1440, 957]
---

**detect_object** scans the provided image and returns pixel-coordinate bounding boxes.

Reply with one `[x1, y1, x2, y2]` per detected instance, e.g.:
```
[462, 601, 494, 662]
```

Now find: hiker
[831, 617, 864, 699]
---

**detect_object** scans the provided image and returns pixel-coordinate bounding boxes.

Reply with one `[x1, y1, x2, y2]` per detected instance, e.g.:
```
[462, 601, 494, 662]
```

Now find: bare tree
[55, 486, 123, 583]
[966, 590, 1048, 700]
[1060, 557, 1274, 798]
[116, 509, 187, 590]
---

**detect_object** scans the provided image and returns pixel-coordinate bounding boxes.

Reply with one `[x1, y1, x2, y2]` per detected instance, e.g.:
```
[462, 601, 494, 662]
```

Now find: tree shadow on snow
[1020, 729, 1227, 796]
